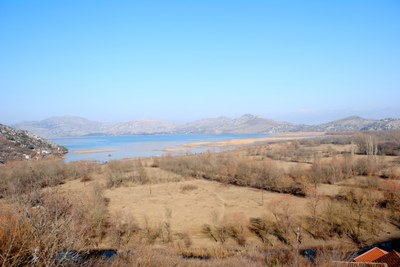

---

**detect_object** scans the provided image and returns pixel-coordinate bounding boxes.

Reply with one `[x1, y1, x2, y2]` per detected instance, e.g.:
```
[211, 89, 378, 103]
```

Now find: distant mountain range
[12, 115, 400, 138]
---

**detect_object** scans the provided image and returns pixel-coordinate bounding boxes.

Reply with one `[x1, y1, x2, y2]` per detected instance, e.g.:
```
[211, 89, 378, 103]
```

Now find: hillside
[13, 115, 400, 137]
[107, 119, 176, 135]
[0, 124, 68, 162]
[306, 116, 400, 132]
[14, 116, 105, 137]
[177, 114, 292, 134]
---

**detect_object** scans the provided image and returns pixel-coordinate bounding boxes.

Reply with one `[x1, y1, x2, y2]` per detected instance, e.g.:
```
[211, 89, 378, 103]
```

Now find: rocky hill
[14, 116, 105, 138]
[177, 114, 292, 134]
[0, 124, 68, 163]
[13, 115, 400, 137]
[14, 114, 294, 137]
[308, 116, 400, 132]
[107, 119, 176, 135]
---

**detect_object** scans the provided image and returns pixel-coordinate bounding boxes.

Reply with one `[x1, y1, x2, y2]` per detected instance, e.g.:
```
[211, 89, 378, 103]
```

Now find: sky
[1, 0, 399, 125]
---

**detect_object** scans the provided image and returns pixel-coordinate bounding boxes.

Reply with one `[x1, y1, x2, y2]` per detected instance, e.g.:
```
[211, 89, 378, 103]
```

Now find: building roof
[354, 247, 389, 263]
[373, 251, 400, 267]
[331, 261, 387, 266]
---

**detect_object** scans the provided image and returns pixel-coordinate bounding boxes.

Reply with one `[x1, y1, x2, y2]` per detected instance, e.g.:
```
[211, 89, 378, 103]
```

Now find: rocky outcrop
[0, 124, 68, 162]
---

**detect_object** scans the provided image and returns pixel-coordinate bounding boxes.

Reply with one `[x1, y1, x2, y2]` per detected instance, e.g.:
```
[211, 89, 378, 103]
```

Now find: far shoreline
[168, 132, 326, 152]
[59, 132, 327, 161]
[74, 149, 118, 155]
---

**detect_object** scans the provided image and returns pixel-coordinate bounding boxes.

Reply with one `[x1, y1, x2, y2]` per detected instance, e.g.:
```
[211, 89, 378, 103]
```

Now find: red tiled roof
[331, 261, 388, 266]
[354, 247, 389, 263]
[373, 251, 400, 267]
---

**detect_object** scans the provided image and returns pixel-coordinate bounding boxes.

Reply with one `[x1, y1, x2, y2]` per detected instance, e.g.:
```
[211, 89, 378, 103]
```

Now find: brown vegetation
[1, 131, 400, 266]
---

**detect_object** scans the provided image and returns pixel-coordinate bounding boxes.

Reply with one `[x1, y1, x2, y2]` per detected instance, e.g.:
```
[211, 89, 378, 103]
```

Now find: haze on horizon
[1, 1, 399, 126]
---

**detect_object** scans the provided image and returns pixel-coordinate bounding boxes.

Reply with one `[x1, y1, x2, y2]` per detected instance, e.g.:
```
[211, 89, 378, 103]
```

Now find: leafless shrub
[114, 246, 181, 267]
[157, 152, 307, 197]
[353, 157, 379, 176]
[0, 160, 69, 198]
[310, 158, 344, 184]
[269, 198, 299, 245]
[106, 169, 124, 188]
[161, 208, 173, 243]
[292, 147, 315, 163]
[180, 183, 198, 193]
[354, 131, 400, 156]
[174, 232, 192, 249]
[80, 174, 92, 183]
[225, 224, 247, 246]
[309, 154, 387, 186]
[358, 176, 380, 189]
[179, 246, 229, 260]
[202, 224, 229, 245]
[288, 165, 308, 180]
[141, 217, 163, 245]
[0, 208, 31, 266]
[69, 161, 98, 181]
[249, 198, 300, 246]
[106, 159, 148, 188]
[150, 158, 159, 168]
[0, 160, 101, 199]
[84, 183, 109, 242]
[378, 166, 398, 179]
[305, 187, 325, 239]
[377, 141, 400, 156]
[202, 212, 247, 246]
[321, 200, 347, 239]
[322, 188, 383, 245]
[107, 160, 134, 173]
[0, 189, 91, 266]
[313, 246, 354, 266]
[263, 249, 296, 266]
[380, 180, 400, 228]
[109, 213, 140, 248]
[248, 217, 271, 244]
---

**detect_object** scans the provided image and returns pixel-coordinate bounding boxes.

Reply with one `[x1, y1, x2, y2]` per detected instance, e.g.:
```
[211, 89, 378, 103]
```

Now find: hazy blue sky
[1, 1, 399, 125]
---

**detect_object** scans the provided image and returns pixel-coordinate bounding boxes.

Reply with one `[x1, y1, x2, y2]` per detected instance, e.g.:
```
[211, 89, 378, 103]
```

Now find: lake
[51, 134, 267, 162]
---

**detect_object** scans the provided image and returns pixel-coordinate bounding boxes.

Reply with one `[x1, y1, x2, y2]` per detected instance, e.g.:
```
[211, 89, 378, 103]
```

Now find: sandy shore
[270, 131, 326, 137]
[73, 132, 326, 155]
[74, 149, 117, 155]
[179, 132, 326, 150]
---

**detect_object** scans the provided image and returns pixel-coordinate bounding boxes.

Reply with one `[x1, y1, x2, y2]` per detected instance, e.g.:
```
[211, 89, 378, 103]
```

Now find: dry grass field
[1, 131, 400, 266]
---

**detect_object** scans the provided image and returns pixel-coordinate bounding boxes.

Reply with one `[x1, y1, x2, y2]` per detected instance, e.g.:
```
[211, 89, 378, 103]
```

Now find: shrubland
[0, 131, 399, 266]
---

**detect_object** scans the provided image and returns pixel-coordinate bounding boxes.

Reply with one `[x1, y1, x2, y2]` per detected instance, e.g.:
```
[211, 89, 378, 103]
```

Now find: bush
[0, 160, 69, 197]
[202, 212, 247, 246]
[0, 190, 91, 266]
[0, 160, 100, 199]
[381, 180, 400, 228]
[141, 217, 163, 245]
[248, 217, 271, 244]
[84, 183, 109, 242]
[105, 159, 148, 188]
[180, 184, 198, 193]
[157, 153, 307, 197]
[109, 213, 140, 248]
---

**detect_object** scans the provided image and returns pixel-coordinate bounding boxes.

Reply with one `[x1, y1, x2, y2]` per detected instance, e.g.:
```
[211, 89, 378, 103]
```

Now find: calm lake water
[51, 134, 266, 162]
